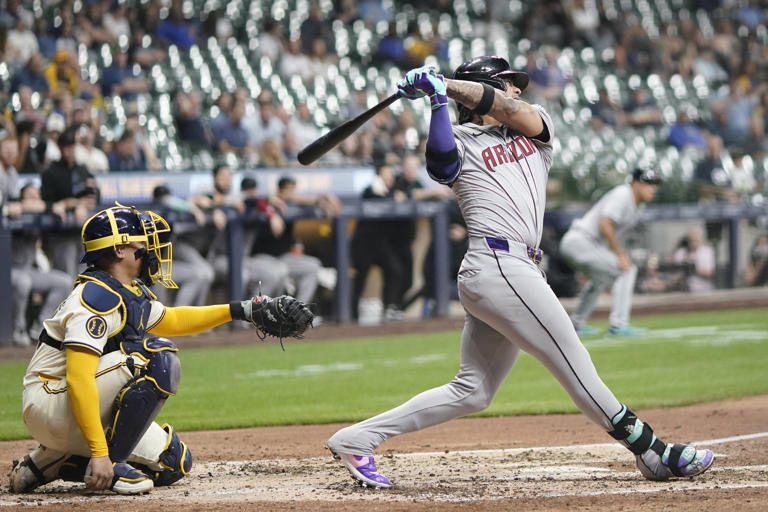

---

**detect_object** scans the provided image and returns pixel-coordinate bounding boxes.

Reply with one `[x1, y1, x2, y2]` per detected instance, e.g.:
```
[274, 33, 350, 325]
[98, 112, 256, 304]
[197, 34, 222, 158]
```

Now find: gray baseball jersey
[328, 103, 627, 460]
[451, 105, 554, 248]
[569, 183, 642, 244]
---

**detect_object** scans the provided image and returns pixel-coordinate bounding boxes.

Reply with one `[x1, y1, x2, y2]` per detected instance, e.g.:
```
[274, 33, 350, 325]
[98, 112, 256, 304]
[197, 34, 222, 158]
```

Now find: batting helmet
[80, 204, 177, 288]
[453, 55, 528, 124]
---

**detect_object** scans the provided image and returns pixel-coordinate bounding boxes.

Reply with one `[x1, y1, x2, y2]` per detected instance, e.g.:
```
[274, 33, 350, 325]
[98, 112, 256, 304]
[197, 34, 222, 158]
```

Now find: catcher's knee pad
[609, 405, 665, 455]
[109, 338, 181, 462]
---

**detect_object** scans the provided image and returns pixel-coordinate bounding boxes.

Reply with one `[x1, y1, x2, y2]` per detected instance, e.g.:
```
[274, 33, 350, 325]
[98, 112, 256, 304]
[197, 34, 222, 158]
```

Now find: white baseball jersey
[451, 105, 555, 248]
[23, 282, 165, 389]
[569, 183, 642, 245]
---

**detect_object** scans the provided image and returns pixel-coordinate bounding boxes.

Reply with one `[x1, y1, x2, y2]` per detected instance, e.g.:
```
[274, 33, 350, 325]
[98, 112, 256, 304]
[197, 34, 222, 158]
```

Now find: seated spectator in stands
[247, 92, 285, 150]
[666, 109, 708, 152]
[728, 150, 758, 200]
[212, 98, 256, 157]
[526, 46, 568, 101]
[308, 37, 336, 78]
[36, 113, 65, 168]
[74, 123, 109, 174]
[40, 127, 99, 275]
[124, 107, 162, 170]
[152, 184, 215, 307]
[10, 53, 49, 94]
[300, 5, 327, 54]
[280, 38, 314, 82]
[13, 86, 47, 134]
[175, 89, 211, 147]
[258, 138, 288, 168]
[156, 0, 199, 50]
[100, 47, 149, 100]
[622, 88, 663, 128]
[107, 130, 148, 171]
[694, 136, 735, 202]
[5, 14, 38, 67]
[351, 163, 409, 322]
[286, 102, 321, 149]
[78, 0, 115, 48]
[44, 50, 80, 97]
[52, 89, 74, 125]
[692, 47, 729, 86]
[8, 183, 71, 346]
[258, 18, 284, 63]
[14, 117, 43, 175]
[744, 233, 768, 287]
[375, 23, 406, 66]
[590, 88, 625, 130]
[104, 1, 131, 43]
[271, 174, 341, 217]
[672, 225, 716, 293]
[54, 11, 78, 56]
[34, 16, 57, 59]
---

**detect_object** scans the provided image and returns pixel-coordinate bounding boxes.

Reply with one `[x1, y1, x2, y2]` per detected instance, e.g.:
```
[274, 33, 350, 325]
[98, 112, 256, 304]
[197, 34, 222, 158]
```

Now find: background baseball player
[559, 167, 661, 337]
[9, 204, 312, 495]
[326, 57, 713, 488]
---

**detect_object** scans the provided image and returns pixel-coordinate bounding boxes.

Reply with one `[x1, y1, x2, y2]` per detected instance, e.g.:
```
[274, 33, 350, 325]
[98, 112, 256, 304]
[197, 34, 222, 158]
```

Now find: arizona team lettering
[481, 136, 537, 172]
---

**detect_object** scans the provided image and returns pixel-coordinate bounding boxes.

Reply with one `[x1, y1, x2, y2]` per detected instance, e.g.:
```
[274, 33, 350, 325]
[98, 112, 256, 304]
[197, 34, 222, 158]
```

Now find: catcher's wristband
[230, 300, 251, 321]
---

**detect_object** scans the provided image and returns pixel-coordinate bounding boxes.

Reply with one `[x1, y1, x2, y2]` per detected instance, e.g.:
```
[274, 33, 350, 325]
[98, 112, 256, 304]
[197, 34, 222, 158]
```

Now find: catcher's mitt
[236, 295, 313, 348]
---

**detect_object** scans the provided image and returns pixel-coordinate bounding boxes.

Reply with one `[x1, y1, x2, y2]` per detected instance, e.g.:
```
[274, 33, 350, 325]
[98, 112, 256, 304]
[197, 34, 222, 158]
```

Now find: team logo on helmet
[86, 315, 107, 339]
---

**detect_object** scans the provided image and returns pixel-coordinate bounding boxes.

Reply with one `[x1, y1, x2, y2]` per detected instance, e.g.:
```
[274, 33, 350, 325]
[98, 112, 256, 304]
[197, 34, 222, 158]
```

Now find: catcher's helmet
[453, 55, 529, 124]
[80, 204, 177, 288]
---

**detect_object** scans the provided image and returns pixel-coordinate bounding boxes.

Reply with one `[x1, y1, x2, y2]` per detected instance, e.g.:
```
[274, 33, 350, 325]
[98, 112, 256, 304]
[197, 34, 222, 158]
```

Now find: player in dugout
[8, 204, 312, 495]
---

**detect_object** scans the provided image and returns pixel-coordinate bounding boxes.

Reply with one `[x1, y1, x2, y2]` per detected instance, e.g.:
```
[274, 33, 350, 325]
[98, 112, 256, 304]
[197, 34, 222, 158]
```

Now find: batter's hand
[85, 455, 114, 491]
[618, 253, 633, 271]
[409, 65, 447, 96]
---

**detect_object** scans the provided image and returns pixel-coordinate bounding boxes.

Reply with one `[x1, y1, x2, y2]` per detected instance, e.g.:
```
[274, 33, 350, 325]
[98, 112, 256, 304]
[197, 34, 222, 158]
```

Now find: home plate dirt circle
[2, 396, 767, 511]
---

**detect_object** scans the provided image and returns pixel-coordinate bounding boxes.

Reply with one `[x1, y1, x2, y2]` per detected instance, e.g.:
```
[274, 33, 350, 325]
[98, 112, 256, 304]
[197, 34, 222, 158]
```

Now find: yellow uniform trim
[65, 347, 109, 458]
[150, 304, 232, 338]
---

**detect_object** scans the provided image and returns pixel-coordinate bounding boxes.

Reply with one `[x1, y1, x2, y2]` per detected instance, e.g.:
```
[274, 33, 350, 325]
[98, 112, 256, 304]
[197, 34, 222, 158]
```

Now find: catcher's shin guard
[109, 337, 181, 462]
[135, 423, 193, 486]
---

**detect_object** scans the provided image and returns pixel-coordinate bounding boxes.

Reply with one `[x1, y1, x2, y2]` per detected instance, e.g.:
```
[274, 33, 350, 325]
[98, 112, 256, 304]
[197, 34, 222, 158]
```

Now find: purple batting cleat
[637, 444, 714, 481]
[328, 449, 392, 488]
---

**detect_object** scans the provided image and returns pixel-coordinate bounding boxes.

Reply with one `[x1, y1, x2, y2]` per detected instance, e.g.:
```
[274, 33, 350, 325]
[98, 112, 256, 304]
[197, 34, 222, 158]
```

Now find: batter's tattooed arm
[445, 79, 544, 137]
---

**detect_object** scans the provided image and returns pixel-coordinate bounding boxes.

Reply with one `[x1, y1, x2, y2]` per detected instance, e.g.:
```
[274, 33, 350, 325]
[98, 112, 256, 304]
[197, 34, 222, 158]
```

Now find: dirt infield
[1, 395, 766, 511]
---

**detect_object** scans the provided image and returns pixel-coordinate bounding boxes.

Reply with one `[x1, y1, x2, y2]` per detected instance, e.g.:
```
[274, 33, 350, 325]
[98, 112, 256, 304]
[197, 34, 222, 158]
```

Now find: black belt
[38, 329, 123, 355]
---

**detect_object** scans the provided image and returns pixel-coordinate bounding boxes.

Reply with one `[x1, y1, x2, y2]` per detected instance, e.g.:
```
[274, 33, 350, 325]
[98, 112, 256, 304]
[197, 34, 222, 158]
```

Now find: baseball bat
[297, 92, 401, 166]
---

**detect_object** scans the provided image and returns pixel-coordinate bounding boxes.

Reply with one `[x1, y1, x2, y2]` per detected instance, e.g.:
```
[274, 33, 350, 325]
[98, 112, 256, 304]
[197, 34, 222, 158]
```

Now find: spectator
[100, 47, 149, 100]
[13, 86, 46, 134]
[247, 92, 285, 150]
[672, 225, 716, 293]
[41, 113, 66, 168]
[5, 14, 38, 67]
[54, 12, 78, 56]
[351, 164, 409, 322]
[286, 102, 321, 150]
[280, 38, 314, 82]
[692, 47, 729, 86]
[258, 18, 284, 63]
[124, 108, 162, 171]
[666, 108, 708, 152]
[74, 124, 109, 174]
[78, 0, 116, 48]
[40, 127, 99, 274]
[175, 90, 211, 147]
[33, 16, 57, 59]
[375, 23, 405, 67]
[211, 98, 256, 156]
[151, 184, 215, 307]
[258, 138, 287, 168]
[622, 89, 663, 128]
[728, 150, 757, 200]
[526, 46, 568, 102]
[156, 0, 199, 50]
[10, 53, 49, 94]
[44, 50, 80, 97]
[744, 233, 768, 287]
[308, 37, 335, 78]
[694, 136, 734, 202]
[299, 5, 328, 55]
[9, 184, 71, 346]
[103, 2, 132, 43]
[107, 130, 148, 171]
[590, 88, 625, 130]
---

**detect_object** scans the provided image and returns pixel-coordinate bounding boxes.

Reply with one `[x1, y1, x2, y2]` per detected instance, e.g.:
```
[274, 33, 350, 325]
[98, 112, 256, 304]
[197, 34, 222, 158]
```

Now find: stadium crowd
[2, 0, 768, 344]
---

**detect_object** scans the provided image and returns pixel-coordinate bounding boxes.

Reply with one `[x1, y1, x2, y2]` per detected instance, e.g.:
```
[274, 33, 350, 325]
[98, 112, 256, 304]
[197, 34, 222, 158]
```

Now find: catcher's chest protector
[79, 269, 155, 351]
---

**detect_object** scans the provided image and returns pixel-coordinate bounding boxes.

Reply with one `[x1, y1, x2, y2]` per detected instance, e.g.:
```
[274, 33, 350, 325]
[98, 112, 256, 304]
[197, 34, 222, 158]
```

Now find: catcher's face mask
[81, 204, 177, 289]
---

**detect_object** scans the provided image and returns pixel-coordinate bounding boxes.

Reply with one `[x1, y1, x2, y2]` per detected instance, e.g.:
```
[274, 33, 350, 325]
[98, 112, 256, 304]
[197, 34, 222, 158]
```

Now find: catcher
[8, 204, 313, 495]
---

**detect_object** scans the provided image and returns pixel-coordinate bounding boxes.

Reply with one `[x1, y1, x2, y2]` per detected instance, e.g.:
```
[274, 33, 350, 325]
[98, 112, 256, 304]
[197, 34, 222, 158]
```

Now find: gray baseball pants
[327, 237, 623, 456]
[559, 229, 637, 330]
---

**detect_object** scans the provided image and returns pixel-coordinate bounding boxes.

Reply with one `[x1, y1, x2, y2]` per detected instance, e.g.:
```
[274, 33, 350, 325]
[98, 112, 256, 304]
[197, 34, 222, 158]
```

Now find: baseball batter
[8, 205, 312, 495]
[559, 168, 662, 336]
[326, 57, 713, 488]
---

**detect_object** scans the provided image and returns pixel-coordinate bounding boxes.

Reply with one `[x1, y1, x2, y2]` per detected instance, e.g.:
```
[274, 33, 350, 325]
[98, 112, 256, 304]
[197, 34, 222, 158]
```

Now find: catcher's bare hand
[232, 295, 314, 341]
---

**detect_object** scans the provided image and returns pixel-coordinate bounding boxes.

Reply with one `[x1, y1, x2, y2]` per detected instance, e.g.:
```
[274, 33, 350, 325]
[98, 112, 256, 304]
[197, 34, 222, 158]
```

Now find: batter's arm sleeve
[425, 101, 461, 184]
[149, 304, 232, 337]
[65, 347, 109, 458]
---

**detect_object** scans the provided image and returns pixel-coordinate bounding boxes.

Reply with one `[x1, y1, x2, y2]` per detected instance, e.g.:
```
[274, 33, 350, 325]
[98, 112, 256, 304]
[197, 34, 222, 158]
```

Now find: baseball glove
[238, 295, 314, 348]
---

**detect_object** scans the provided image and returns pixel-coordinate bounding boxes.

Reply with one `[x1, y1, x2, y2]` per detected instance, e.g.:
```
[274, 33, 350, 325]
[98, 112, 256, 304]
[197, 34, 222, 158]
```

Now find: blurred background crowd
[1, 0, 768, 344]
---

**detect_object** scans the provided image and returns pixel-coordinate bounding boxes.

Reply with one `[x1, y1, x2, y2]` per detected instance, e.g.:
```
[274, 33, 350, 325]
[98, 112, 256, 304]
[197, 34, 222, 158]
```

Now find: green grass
[1, 308, 767, 441]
